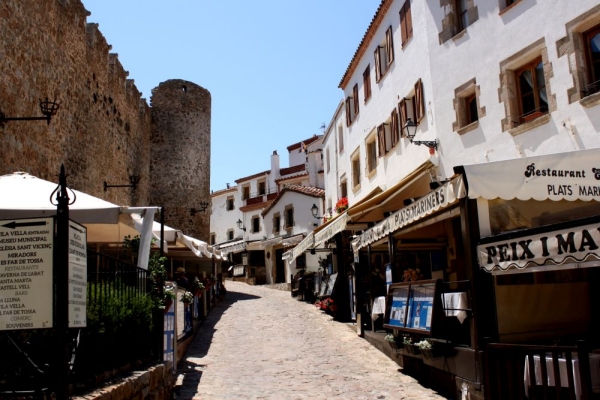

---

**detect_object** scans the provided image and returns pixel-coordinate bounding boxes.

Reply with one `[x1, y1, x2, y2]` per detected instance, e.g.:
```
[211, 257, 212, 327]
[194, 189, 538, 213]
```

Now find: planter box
[403, 343, 421, 355]
[421, 348, 442, 360]
[387, 341, 399, 350]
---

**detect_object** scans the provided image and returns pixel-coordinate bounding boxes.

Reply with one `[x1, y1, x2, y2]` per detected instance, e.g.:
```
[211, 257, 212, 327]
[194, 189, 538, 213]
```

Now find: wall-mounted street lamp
[190, 201, 210, 216]
[0, 98, 60, 126]
[310, 203, 325, 227]
[236, 219, 246, 232]
[403, 118, 438, 151]
[103, 175, 141, 192]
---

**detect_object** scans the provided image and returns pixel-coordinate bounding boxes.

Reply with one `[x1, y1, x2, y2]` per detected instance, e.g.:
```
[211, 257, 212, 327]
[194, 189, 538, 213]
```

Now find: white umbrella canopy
[0, 171, 121, 224]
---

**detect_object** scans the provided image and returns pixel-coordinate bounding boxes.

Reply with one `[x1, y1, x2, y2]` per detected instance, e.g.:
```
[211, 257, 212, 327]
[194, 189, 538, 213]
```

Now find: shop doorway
[275, 248, 285, 283]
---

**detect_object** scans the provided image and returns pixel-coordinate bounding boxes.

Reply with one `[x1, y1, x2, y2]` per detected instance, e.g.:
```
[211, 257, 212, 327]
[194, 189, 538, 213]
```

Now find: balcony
[243, 187, 279, 206]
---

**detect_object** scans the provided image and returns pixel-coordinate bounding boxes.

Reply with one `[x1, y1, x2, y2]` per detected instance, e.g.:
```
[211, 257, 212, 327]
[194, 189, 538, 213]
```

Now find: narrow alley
[174, 281, 446, 399]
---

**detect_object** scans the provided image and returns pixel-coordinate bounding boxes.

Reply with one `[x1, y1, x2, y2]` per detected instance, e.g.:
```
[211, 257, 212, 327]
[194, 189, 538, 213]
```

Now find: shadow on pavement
[174, 289, 261, 397]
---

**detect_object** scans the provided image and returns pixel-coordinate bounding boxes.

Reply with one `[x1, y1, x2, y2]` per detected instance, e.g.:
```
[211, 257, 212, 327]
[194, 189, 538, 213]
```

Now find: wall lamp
[236, 219, 246, 232]
[310, 203, 324, 226]
[103, 175, 141, 192]
[190, 201, 210, 216]
[0, 98, 60, 126]
[403, 118, 438, 151]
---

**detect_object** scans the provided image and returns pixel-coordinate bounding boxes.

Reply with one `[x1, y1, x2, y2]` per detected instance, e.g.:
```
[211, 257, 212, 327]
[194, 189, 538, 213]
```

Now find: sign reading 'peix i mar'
[0, 218, 54, 330]
[478, 220, 600, 272]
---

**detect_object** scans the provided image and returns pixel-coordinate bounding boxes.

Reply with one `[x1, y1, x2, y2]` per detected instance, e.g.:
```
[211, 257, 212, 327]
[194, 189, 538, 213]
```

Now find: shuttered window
[414, 79, 424, 123]
[400, 0, 413, 46]
[385, 26, 394, 65]
[391, 108, 399, 147]
[377, 124, 386, 157]
[363, 65, 371, 102]
[353, 84, 360, 117]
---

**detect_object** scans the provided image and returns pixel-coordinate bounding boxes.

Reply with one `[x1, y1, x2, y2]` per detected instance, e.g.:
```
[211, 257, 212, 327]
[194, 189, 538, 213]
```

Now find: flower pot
[403, 343, 420, 355]
[387, 341, 399, 350]
[421, 348, 441, 360]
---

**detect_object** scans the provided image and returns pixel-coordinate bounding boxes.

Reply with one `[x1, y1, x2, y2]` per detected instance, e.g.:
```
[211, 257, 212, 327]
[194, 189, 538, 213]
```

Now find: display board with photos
[383, 279, 442, 335]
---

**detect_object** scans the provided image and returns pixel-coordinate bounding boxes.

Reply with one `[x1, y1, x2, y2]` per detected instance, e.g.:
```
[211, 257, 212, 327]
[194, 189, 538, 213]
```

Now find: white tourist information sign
[68, 221, 87, 328]
[0, 218, 54, 330]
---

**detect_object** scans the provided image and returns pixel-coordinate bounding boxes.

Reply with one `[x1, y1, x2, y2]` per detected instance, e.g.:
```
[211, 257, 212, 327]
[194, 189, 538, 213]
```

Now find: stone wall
[72, 362, 173, 400]
[0, 0, 211, 241]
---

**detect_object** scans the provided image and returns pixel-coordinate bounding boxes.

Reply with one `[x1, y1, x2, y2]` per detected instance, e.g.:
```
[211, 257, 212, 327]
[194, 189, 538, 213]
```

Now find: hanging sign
[68, 221, 87, 328]
[0, 218, 54, 330]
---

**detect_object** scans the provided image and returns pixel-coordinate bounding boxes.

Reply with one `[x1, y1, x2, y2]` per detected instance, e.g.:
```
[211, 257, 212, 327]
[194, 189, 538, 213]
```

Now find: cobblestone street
[174, 281, 446, 399]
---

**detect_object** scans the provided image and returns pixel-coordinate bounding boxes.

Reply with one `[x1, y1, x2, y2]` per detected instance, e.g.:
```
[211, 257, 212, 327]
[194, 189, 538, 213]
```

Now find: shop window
[273, 213, 281, 234]
[399, 0, 413, 48]
[363, 64, 372, 102]
[452, 78, 485, 135]
[252, 215, 260, 233]
[375, 26, 395, 82]
[438, 0, 478, 43]
[498, 39, 555, 134]
[226, 196, 234, 211]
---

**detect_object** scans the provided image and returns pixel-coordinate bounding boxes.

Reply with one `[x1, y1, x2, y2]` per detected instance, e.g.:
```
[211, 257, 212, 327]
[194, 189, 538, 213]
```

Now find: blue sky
[82, 1, 381, 192]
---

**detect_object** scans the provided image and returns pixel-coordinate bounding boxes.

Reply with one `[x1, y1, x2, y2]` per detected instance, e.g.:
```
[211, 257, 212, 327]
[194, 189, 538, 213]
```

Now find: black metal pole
[55, 164, 70, 399]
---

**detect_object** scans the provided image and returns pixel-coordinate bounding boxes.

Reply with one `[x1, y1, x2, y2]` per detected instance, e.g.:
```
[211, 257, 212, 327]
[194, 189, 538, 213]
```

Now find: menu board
[384, 279, 440, 335]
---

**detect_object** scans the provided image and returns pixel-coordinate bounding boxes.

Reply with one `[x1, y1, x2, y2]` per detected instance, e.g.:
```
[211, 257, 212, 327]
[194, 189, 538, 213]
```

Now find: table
[371, 296, 386, 321]
[524, 353, 600, 399]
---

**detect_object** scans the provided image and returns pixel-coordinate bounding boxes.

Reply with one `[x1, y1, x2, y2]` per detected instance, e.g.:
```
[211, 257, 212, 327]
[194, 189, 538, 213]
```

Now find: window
[285, 206, 294, 229]
[438, 0, 478, 43]
[326, 148, 330, 173]
[363, 65, 372, 102]
[583, 25, 600, 96]
[376, 123, 392, 156]
[414, 79, 424, 123]
[273, 213, 281, 234]
[557, 16, 600, 105]
[366, 134, 377, 176]
[210, 233, 216, 245]
[351, 150, 361, 190]
[227, 229, 234, 240]
[399, 0, 413, 47]
[498, 39, 554, 133]
[453, 79, 485, 134]
[258, 181, 266, 196]
[353, 84, 360, 117]
[340, 178, 348, 199]
[516, 58, 548, 123]
[338, 125, 344, 153]
[242, 185, 250, 200]
[375, 26, 395, 82]
[252, 216, 260, 233]
[226, 196, 234, 211]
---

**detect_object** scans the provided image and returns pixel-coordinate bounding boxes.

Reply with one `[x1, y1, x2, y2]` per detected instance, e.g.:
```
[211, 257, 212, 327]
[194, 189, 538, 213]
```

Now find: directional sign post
[0, 218, 54, 331]
[68, 221, 87, 328]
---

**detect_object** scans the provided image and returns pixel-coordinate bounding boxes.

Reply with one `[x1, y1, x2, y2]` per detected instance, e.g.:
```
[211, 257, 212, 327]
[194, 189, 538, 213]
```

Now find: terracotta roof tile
[235, 169, 270, 184]
[280, 164, 305, 176]
[287, 135, 322, 152]
[210, 186, 237, 197]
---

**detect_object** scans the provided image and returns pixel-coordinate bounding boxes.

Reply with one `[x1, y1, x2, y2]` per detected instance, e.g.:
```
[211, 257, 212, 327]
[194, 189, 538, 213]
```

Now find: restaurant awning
[352, 176, 466, 252]
[477, 215, 600, 274]
[261, 235, 283, 248]
[282, 233, 304, 247]
[282, 232, 314, 264]
[454, 147, 600, 202]
[348, 160, 434, 223]
[314, 211, 348, 247]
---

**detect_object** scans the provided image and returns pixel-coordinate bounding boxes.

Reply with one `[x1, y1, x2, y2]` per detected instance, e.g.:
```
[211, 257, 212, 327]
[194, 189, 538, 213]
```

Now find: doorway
[275, 248, 285, 283]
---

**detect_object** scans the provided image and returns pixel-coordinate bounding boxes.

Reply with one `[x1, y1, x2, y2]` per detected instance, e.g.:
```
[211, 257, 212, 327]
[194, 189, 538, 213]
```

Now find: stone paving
[174, 281, 447, 400]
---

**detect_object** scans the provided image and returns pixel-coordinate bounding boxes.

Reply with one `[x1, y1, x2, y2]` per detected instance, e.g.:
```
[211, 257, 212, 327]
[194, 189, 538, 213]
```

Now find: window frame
[227, 229, 234, 241]
[366, 132, 378, 176]
[583, 24, 600, 97]
[258, 180, 266, 196]
[273, 213, 281, 234]
[363, 65, 372, 103]
[399, 0, 413, 47]
[284, 205, 294, 229]
[340, 178, 348, 199]
[375, 26, 395, 82]
[351, 149, 361, 190]
[226, 196, 234, 211]
[338, 125, 344, 154]
[251, 215, 260, 233]
[515, 57, 548, 123]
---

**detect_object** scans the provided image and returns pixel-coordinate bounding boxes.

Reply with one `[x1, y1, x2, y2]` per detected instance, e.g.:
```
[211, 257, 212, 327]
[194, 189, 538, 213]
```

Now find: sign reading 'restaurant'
[0, 218, 54, 330]
[478, 221, 600, 272]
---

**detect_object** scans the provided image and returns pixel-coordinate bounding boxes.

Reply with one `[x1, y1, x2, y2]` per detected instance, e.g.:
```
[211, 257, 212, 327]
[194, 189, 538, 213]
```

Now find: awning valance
[478, 215, 600, 273]
[217, 239, 246, 255]
[288, 232, 314, 264]
[283, 233, 304, 247]
[455, 148, 600, 202]
[352, 176, 465, 252]
[314, 211, 348, 246]
[261, 236, 283, 248]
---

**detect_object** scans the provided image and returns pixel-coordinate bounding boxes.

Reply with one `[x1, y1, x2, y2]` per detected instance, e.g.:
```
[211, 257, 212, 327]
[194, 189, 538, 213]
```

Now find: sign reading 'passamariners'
[0, 218, 53, 330]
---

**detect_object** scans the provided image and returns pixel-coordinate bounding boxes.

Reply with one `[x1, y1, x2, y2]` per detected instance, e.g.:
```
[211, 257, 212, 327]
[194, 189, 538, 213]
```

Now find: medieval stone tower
[150, 80, 211, 241]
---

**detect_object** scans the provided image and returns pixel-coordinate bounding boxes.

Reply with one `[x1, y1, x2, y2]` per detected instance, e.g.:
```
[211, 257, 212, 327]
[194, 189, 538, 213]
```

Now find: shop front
[457, 148, 600, 399]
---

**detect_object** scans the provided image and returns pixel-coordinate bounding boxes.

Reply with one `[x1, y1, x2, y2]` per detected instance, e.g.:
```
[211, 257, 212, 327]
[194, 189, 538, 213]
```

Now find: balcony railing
[243, 187, 279, 206]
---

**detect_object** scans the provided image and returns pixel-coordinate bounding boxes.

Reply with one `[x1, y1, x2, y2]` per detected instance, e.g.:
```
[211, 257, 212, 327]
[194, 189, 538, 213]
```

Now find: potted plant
[180, 291, 194, 304]
[163, 287, 176, 313]
[190, 279, 205, 297]
[416, 339, 440, 359]
[335, 197, 348, 214]
[384, 334, 399, 350]
[403, 336, 420, 355]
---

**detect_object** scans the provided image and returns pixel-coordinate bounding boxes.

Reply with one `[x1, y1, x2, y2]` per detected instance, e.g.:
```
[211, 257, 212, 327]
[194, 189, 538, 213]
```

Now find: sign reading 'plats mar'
[0, 218, 54, 330]
[478, 220, 600, 272]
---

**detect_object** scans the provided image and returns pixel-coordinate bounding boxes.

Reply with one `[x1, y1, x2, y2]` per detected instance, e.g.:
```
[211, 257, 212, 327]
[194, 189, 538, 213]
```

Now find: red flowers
[335, 197, 348, 214]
